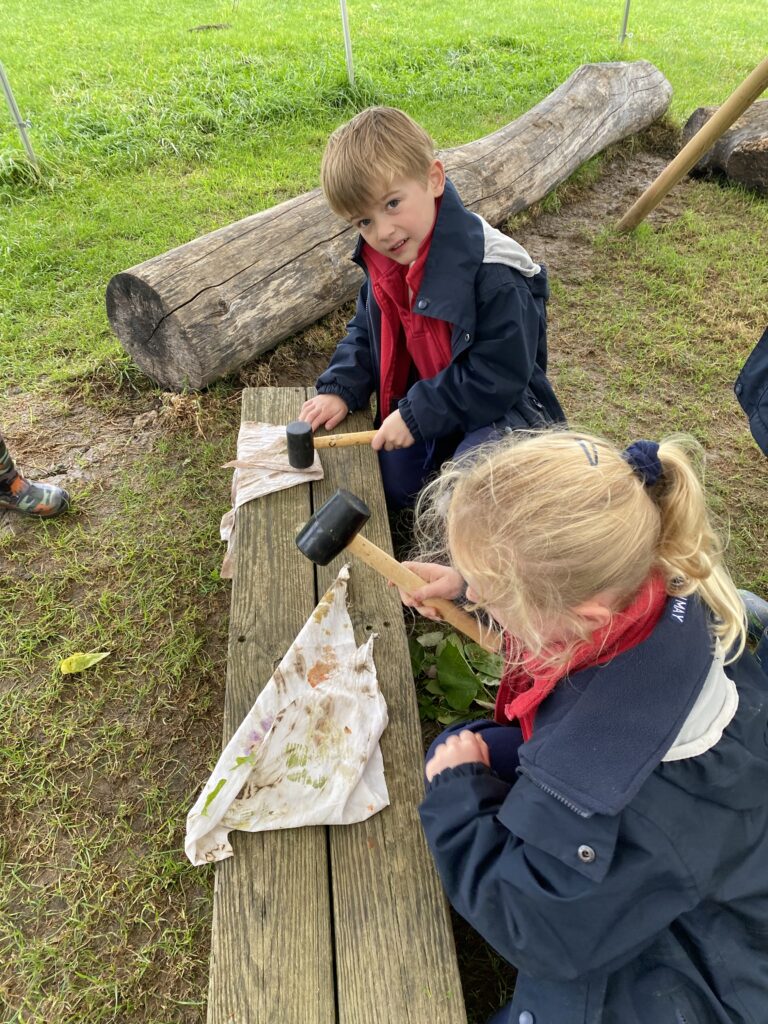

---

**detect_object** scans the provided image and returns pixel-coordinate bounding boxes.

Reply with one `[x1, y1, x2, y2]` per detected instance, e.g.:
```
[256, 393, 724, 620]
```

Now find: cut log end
[106, 272, 205, 389]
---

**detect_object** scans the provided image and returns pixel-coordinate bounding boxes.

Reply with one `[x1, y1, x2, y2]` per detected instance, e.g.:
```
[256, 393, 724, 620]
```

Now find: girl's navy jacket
[420, 596, 768, 1023]
[315, 179, 564, 439]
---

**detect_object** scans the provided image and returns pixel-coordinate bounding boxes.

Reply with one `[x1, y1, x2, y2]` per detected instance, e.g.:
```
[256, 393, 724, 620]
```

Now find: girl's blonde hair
[415, 429, 746, 667]
[321, 107, 435, 219]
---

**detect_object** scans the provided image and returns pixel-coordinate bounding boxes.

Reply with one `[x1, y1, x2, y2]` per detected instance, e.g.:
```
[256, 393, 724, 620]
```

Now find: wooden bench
[207, 386, 467, 1024]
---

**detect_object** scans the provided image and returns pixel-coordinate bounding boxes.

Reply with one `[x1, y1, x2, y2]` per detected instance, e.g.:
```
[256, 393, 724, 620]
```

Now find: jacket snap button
[417, 298, 428, 309]
[518, 1012, 535, 1024]
[577, 844, 596, 863]
[464, 332, 471, 341]
[735, 381, 743, 395]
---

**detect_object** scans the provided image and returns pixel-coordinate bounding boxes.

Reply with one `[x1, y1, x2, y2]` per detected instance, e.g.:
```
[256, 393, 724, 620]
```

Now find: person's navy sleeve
[399, 268, 542, 441]
[315, 282, 376, 412]
[419, 764, 700, 981]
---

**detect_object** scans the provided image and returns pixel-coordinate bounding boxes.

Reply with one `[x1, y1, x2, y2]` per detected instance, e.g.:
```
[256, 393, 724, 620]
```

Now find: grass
[1, 0, 766, 389]
[1, 0, 767, 1021]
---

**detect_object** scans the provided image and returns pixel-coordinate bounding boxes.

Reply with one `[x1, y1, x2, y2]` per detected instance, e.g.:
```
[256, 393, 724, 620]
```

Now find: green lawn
[1, 0, 766, 388]
[1, 2, 767, 1022]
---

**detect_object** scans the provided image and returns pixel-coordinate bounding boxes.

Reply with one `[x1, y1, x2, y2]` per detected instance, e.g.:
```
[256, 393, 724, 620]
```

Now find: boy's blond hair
[321, 107, 436, 219]
[415, 429, 747, 668]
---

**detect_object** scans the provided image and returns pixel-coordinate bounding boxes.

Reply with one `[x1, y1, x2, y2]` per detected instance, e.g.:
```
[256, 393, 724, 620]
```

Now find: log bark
[106, 60, 672, 390]
[682, 100, 768, 195]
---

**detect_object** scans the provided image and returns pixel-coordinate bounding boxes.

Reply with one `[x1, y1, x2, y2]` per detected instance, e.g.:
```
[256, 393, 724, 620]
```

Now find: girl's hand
[394, 563, 466, 621]
[371, 410, 415, 451]
[425, 730, 491, 781]
[299, 394, 349, 432]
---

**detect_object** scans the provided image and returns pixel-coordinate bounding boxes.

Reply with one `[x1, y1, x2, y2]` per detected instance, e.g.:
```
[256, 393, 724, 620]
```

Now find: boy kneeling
[300, 106, 565, 508]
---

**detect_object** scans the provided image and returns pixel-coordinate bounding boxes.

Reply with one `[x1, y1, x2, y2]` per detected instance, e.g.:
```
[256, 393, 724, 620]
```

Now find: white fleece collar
[475, 214, 541, 277]
[662, 643, 738, 761]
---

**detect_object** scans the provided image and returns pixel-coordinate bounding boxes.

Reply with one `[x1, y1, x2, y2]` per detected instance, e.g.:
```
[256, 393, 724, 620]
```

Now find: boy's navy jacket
[420, 596, 768, 1023]
[315, 179, 564, 440]
[735, 324, 768, 456]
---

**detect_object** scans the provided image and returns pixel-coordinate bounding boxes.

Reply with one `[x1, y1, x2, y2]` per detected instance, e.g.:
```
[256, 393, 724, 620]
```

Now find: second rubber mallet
[286, 420, 377, 469]
[295, 488, 500, 652]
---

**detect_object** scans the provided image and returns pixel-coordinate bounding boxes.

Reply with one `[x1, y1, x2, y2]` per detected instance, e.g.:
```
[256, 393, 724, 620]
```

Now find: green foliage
[411, 627, 505, 724]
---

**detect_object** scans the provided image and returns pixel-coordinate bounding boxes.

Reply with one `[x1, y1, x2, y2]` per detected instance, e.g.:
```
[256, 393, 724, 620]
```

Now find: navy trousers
[378, 422, 509, 510]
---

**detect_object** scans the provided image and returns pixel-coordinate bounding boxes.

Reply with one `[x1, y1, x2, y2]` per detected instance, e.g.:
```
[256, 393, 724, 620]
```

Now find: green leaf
[417, 694, 439, 721]
[408, 636, 426, 675]
[417, 630, 445, 649]
[201, 778, 227, 816]
[436, 642, 480, 711]
[59, 651, 111, 674]
[464, 642, 505, 679]
[436, 710, 465, 725]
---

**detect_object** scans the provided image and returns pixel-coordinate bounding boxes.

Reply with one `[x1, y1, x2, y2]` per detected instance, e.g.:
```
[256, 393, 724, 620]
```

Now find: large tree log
[106, 60, 671, 389]
[682, 100, 768, 195]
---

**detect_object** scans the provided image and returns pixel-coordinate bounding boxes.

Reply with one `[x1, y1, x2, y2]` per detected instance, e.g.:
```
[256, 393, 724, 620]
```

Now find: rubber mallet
[286, 420, 378, 469]
[295, 488, 499, 652]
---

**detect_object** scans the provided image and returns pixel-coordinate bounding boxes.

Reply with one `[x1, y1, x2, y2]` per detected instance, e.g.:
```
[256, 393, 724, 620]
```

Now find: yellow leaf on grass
[59, 652, 111, 674]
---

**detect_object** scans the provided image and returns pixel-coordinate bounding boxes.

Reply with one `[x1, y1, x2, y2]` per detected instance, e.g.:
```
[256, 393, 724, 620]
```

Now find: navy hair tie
[623, 440, 662, 487]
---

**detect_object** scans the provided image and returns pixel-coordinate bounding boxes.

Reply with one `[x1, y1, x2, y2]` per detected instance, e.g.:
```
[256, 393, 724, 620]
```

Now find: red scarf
[494, 574, 669, 740]
[363, 197, 453, 419]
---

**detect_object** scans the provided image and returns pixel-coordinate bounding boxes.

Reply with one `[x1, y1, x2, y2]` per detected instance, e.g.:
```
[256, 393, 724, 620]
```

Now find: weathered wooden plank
[311, 413, 467, 1024]
[207, 387, 335, 1024]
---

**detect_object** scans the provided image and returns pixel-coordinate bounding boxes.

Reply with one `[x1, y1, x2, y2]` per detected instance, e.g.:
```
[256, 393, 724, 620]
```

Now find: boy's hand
[426, 730, 490, 781]
[371, 410, 415, 451]
[299, 394, 349, 432]
[392, 562, 465, 621]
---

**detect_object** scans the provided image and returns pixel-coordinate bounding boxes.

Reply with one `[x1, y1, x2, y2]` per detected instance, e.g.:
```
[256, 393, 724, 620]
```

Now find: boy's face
[350, 160, 445, 265]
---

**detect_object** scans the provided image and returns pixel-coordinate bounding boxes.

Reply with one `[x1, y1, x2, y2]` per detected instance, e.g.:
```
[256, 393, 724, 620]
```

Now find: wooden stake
[616, 56, 768, 233]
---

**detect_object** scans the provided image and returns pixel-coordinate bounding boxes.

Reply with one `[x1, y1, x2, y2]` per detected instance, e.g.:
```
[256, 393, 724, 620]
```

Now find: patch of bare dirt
[2, 144, 765, 1024]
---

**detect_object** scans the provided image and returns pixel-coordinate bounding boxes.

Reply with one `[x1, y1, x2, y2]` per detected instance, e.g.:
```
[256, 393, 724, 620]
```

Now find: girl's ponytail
[654, 437, 746, 660]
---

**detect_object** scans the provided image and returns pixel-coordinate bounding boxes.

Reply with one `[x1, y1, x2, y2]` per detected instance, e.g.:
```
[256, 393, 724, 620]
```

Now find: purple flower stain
[245, 718, 274, 755]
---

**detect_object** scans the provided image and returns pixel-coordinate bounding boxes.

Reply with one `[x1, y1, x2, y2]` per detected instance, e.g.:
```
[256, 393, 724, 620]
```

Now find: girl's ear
[427, 159, 446, 197]
[572, 597, 614, 633]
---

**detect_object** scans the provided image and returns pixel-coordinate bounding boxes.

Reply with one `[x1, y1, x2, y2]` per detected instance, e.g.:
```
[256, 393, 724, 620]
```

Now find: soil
[3, 144, 765, 1024]
[1, 150, 679, 536]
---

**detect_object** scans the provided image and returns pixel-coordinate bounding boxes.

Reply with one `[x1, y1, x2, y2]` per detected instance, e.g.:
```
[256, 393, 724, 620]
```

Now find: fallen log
[682, 100, 768, 195]
[106, 60, 672, 390]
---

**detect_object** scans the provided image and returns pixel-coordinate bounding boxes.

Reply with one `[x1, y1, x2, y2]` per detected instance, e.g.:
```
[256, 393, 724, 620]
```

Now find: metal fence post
[339, 0, 355, 87]
[0, 61, 39, 168]
[618, 0, 631, 43]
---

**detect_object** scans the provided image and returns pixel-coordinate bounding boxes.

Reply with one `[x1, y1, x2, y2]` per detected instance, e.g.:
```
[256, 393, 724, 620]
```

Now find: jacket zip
[517, 767, 592, 818]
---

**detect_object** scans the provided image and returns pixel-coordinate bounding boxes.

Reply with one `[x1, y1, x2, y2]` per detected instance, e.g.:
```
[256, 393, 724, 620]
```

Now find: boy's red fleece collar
[495, 573, 669, 740]
[362, 196, 453, 419]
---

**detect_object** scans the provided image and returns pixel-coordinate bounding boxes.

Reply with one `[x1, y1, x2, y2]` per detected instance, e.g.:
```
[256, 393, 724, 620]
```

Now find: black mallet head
[286, 420, 315, 469]
[295, 489, 371, 566]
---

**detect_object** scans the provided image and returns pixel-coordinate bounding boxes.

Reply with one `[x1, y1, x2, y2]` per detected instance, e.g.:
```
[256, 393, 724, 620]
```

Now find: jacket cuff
[315, 382, 361, 412]
[397, 398, 424, 442]
[424, 761, 491, 794]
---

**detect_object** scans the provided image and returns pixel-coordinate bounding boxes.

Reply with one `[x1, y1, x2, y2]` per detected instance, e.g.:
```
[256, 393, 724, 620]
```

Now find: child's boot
[0, 435, 70, 517]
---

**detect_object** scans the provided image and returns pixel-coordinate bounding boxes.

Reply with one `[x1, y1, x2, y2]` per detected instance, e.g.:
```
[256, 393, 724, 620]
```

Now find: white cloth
[185, 566, 389, 865]
[219, 421, 323, 578]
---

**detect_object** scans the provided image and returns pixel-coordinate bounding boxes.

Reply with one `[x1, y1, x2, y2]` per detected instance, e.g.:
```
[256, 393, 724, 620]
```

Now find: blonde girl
[403, 429, 767, 1024]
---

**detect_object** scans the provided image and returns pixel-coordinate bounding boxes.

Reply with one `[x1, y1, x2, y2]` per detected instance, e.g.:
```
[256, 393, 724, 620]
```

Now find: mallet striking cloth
[296, 488, 499, 652]
[286, 420, 377, 469]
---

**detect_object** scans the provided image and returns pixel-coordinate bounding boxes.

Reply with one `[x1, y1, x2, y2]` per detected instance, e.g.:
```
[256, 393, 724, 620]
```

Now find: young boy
[299, 106, 565, 508]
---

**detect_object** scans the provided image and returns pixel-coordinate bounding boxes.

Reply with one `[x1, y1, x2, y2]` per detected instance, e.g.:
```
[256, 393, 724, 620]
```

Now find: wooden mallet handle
[347, 533, 500, 653]
[313, 430, 378, 449]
